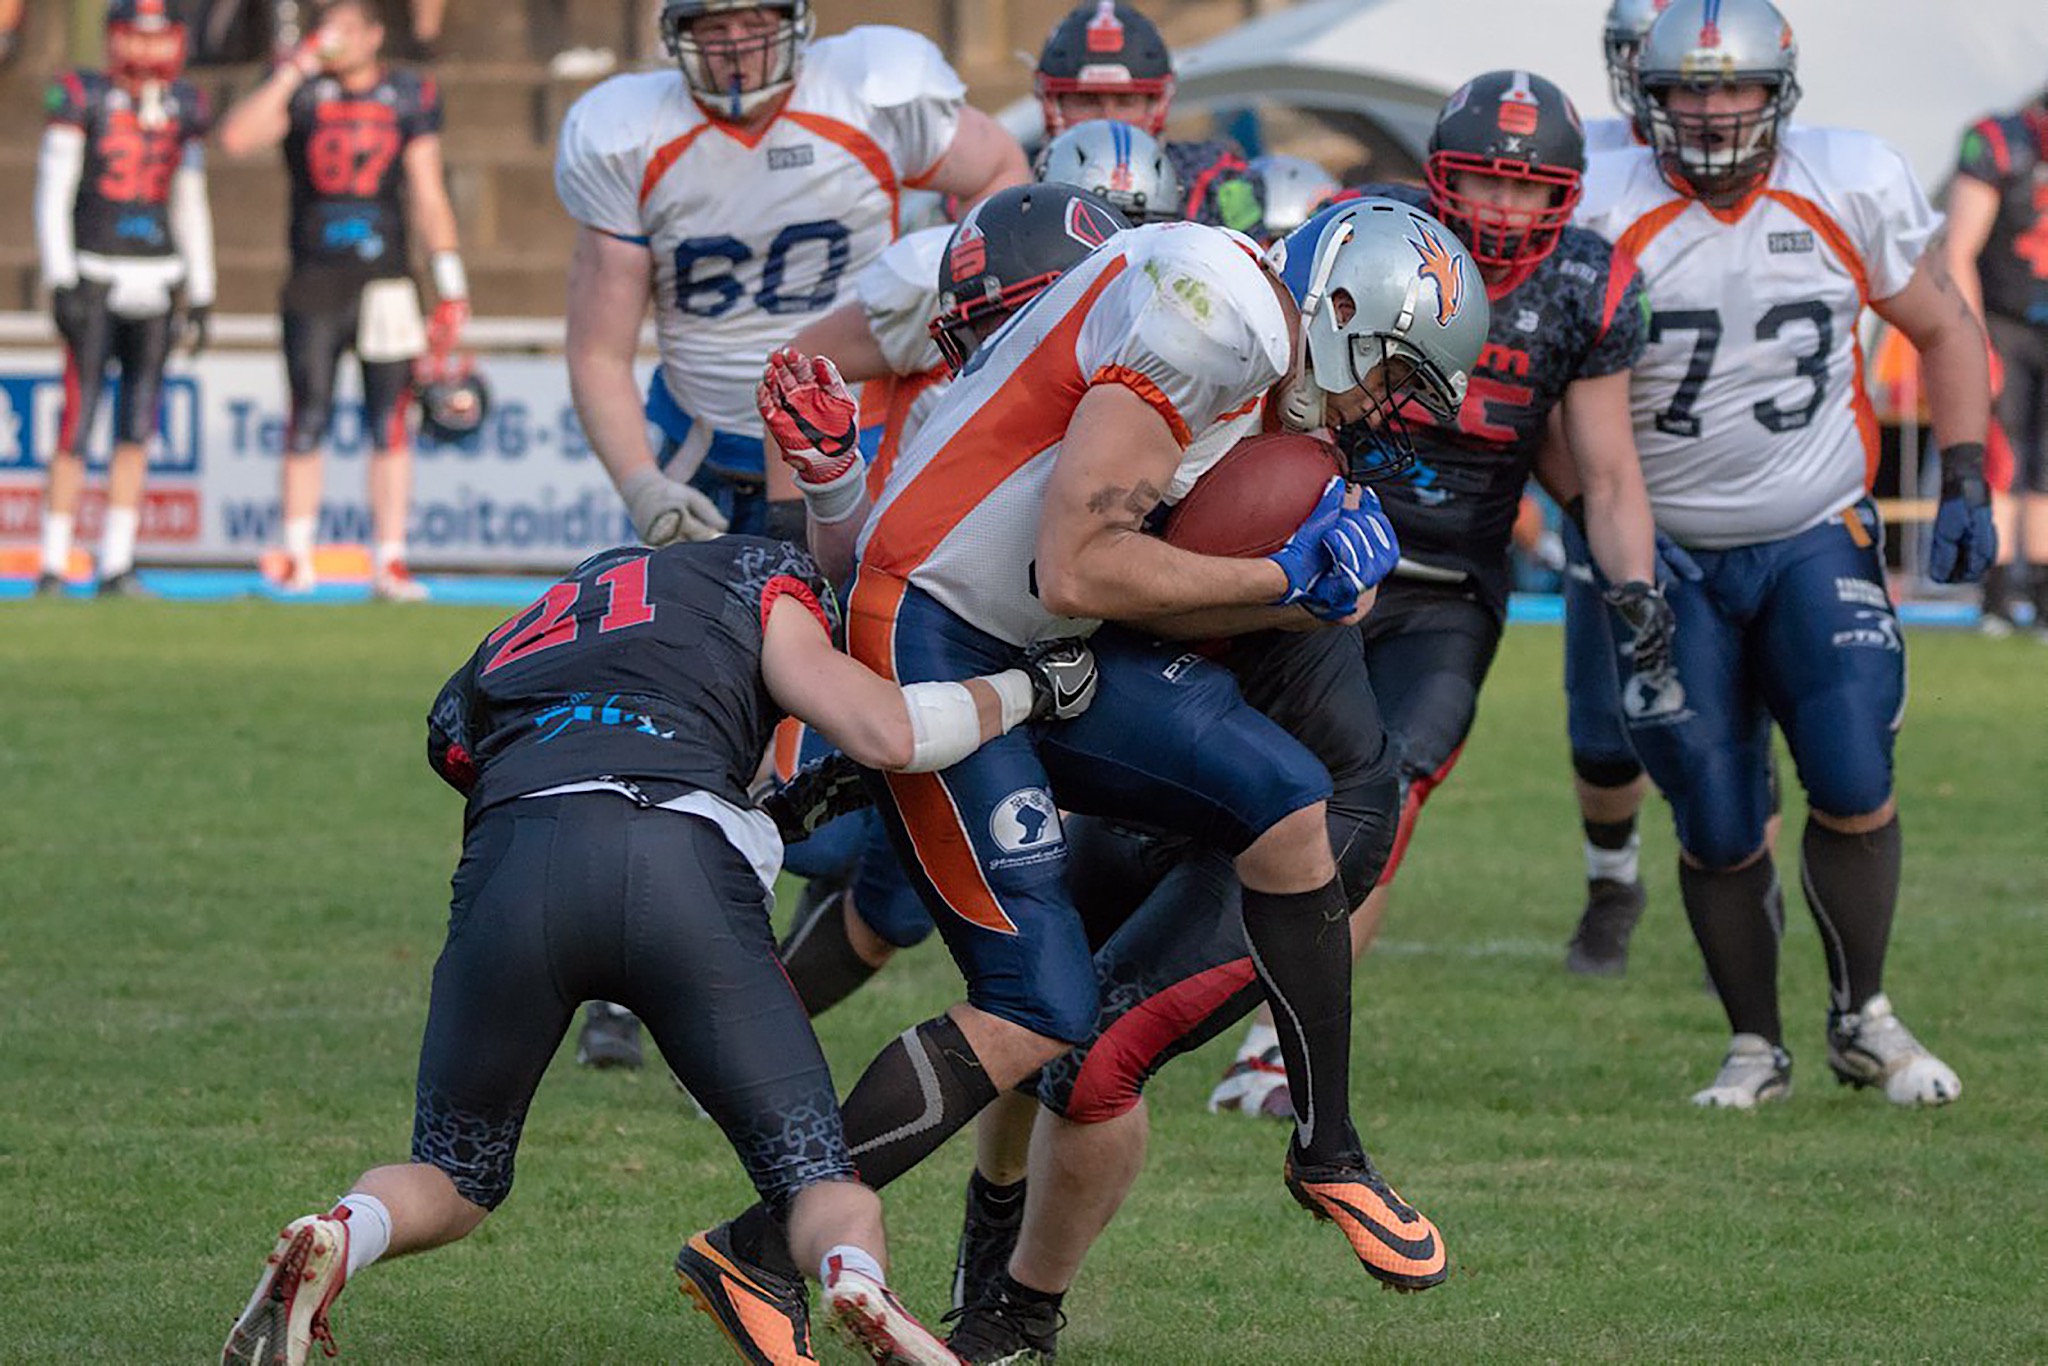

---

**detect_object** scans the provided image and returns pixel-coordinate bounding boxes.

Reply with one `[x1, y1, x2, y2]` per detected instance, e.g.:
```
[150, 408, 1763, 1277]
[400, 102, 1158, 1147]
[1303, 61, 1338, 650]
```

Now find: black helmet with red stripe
[1424, 70, 1586, 293]
[1035, 2, 1175, 137]
[930, 184, 1131, 373]
[107, 0, 187, 84]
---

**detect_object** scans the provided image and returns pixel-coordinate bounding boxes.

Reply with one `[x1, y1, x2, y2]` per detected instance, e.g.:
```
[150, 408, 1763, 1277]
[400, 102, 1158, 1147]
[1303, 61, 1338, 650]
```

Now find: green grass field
[3, 600, 2045, 1362]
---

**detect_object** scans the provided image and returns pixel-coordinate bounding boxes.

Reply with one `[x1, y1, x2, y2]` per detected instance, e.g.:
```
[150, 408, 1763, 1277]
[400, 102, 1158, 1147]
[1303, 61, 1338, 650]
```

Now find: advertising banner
[0, 348, 642, 571]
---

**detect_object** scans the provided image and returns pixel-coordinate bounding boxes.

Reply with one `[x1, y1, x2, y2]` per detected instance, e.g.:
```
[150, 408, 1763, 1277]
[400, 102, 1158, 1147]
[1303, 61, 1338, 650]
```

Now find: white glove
[620, 467, 729, 546]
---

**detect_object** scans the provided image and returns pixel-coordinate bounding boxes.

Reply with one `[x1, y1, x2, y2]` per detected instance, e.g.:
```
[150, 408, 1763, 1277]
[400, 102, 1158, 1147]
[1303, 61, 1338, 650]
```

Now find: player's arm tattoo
[1084, 478, 1165, 530]
[1922, 235, 1979, 326]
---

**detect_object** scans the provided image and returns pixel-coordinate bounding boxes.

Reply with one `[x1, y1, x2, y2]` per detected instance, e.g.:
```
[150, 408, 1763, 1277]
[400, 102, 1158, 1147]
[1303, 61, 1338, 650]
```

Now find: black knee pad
[1573, 753, 1645, 790]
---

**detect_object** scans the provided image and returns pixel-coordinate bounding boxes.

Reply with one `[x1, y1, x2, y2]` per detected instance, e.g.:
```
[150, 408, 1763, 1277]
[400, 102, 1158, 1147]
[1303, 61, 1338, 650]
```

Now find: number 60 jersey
[554, 26, 967, 440]
[1577, 127, 1938, 549]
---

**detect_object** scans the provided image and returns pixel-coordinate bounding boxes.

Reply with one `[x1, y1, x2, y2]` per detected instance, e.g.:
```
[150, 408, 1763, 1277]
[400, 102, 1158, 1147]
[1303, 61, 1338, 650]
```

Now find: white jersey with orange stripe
[1576, 126, 1937, 549]
[554, 27, 964, 438]
[857, 221, 1292, 647]
[1582, 115, 1641, 155]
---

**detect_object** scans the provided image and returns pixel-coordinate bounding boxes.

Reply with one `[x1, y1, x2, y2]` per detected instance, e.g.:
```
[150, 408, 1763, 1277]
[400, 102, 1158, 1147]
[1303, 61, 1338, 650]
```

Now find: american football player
[1577, 0, 1988, 1108]
[33, 0, 213, 599]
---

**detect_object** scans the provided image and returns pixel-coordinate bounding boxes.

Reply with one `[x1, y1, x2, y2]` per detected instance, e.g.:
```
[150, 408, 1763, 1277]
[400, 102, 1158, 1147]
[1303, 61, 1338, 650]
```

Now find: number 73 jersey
[1576, 127, 1938, 549]
[554, 28, 966, 437]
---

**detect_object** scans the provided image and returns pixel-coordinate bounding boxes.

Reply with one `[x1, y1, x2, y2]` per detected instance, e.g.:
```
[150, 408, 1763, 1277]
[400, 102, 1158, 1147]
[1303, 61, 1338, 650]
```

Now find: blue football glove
[1929, 441, 1996, 584]
[1654, 529, 1703, 586]
[1267, 476, 1347, 606]
[1302, 489, 1401, 620]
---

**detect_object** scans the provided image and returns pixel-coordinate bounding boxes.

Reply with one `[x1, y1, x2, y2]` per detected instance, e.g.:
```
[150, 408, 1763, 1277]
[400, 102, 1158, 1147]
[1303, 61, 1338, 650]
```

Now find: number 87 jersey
[1576, 126, 1938, 549]
[554, 27, 967, 440]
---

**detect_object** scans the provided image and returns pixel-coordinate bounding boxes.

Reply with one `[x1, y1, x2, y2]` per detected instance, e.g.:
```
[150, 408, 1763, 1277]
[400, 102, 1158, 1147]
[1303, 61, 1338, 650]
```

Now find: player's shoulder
[695, 535, 839, 628]
[1110, 222, 1292, 380]
[560, 70, 697, 163]
[1581, 115, 1640, 156]
[45, 67, 104, 118]
[1531, 224, 1625, 300]
[868, 223, 951, 293]
[803, 26, 963, 110]
[1776, 124, 1915, 192]
[386, 64, 433, 98]
[1165, 137, 1246, 178]
[1578, 143, 1666, 219]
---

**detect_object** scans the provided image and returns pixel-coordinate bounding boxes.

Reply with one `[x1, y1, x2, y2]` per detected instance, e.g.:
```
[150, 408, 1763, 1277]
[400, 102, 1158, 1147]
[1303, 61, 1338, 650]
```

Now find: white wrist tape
[432, 251, 469, 303]
[985, 669, 1036, 733]
[900, 681, 983, 773]
[799, 460, 867, 525]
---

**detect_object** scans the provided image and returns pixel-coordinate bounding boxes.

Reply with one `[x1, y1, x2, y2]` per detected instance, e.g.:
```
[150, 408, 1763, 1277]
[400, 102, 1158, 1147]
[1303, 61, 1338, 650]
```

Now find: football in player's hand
[1162, 431, 1345, 558]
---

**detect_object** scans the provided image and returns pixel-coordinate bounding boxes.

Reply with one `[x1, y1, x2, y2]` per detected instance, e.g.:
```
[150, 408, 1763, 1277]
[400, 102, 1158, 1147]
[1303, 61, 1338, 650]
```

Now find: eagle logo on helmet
[1411, 225, 1466, 328]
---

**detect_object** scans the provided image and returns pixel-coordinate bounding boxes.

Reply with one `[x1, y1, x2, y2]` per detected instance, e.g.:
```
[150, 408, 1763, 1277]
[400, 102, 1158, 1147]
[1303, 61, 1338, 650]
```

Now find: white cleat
[1206, 1045, 1295, 1119]
[222, 1212, 350, 1366]
[371, 563, 430, 603]
[824, 1258, 962, 1365]
[1691, 1033, 1793, 1109]
[1827, 993, 1961, 1107]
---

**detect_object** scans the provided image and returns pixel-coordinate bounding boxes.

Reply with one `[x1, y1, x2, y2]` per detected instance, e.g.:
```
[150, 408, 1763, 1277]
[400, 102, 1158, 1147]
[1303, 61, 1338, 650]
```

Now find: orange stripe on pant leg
[847, 570, 1018, 935]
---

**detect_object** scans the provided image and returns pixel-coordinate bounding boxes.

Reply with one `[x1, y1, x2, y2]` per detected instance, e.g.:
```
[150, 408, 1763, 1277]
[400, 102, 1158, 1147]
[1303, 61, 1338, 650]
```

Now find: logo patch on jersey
[1834, 577, 1890, 610]
[767, 145, 814, 171]
[1160, 652, 1202, 682]
[1622, 668, 1691, 726]
[1514, 308, 1540, 334]
[1768, 230, 1815, 255]
[1411, 225, 1466, 328]
[989, 787, 1064, 861]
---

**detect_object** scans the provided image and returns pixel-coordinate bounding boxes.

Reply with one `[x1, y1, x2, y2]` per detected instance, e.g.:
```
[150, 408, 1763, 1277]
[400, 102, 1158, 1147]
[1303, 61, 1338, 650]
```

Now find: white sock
[1238, 1022, 1280, 1059]
[1586, 834, 1641, 885]
[41, 512, 74, 578]
[374, 541, 407, 575]
[284, 516, 317, 563]
[335, 1193, 393, 1277]
[821, 1243, 886, 1288]
[100, 506, 139, 577]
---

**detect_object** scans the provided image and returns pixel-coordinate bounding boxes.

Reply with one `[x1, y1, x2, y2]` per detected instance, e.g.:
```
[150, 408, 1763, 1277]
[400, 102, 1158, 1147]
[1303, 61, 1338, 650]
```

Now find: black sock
[1000, 1269, 1065, 1308]
[1800, 814, 1901, 1014]
[777, 885, 876, 1017]
[2029, 564, 2048, 619]
[969, 1168, 1027, 1218]
[1679, 857, 1784, 1044]
[1982, 562, 2012, 616]
[1584, 816, 1637, 850]
[727, 1202, 801, 1281]
[840, 1014, 998, 1190]
[1240, 877, 1360, 1166]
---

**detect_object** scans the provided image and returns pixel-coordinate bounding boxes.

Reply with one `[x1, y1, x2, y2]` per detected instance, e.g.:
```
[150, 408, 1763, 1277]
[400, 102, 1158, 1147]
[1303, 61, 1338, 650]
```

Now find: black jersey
[1166, 138, 1261, 234]
[1956, 108, 2048, 326]
[44, 70, 209, 260]
[284, 67, 442, 281]
[428, 538, 840, 819]
[1365, 184, 1647, 615]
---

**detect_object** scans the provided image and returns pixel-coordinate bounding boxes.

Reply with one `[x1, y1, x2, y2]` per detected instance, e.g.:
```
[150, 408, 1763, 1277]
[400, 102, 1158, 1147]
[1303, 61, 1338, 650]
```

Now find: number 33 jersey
[1576, 126, 1937, 549]
[554, 26, 966, 438]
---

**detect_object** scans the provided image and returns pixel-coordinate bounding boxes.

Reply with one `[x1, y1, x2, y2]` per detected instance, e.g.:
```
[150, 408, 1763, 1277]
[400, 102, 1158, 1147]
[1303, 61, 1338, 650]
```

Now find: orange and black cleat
[1283, 1146, 1448, 1292]
[676, 1222, 818, 1365]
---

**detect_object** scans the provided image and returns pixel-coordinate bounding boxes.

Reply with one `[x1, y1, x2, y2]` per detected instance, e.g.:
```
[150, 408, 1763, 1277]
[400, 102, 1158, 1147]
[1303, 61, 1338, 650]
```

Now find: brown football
[1161, 431, 1344, 558]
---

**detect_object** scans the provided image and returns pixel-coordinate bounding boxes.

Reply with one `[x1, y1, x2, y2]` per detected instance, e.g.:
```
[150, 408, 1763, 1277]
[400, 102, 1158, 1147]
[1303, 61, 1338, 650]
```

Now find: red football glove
[757, 346, 859, 488]
[428, 298, 469, 364]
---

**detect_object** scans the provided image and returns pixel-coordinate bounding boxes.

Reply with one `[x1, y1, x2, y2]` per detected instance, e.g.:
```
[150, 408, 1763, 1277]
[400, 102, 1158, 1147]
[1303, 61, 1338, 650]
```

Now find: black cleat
[96, 570, 154, 598]
[576, 1001, 643, 1069]
[944, 1280, 1063, 1365]
[1564, 877, 1647, 976]
[34, 572, 68, 599]
[951, 1173, 1026, 1313]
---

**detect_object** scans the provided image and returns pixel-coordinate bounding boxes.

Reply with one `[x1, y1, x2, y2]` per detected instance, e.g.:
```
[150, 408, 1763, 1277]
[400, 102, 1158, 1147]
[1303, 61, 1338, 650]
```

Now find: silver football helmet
[1035, 119, 1184, 224]
[1247, 154, 1340, 243]
[1634, 0, 1798, 201]
[660, 0, 814, 121]
[1602, 0, 1670, 125]
[1270, 198, 1489, 481]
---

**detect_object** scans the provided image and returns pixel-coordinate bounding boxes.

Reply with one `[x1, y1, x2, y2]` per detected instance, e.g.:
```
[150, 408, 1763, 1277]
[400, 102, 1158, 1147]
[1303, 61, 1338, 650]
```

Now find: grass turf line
[2, 601, 2045, 1361]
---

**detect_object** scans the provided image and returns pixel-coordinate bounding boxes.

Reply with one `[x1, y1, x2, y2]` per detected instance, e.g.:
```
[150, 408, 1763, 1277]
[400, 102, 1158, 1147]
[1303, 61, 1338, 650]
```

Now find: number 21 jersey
[1577, 126, 1937, 549]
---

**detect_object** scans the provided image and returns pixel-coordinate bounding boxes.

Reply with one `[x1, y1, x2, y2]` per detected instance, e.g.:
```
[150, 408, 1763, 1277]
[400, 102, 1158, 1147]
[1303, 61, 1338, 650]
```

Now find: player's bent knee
[1238, 801, 1335, 891]
[409, 1088, 527, 1212]
[1675, 804, 1771, 873]
[1572, 752, 1645, 790]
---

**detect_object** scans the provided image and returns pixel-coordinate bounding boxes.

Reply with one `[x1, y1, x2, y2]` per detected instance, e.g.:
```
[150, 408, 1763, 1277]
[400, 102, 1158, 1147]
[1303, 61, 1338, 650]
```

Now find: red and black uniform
[43, 69, 208, 450]
[1957, 106, 2048, 494]
[417, 538, 860, 1215]
[1165, 138, 1260, 234]
[279, 67, 441, 453]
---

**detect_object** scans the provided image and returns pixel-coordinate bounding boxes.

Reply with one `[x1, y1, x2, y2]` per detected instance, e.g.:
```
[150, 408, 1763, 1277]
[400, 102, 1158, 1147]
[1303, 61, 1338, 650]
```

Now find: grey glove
[1604, 579, 1677, 678]
[620, 466, 729, 546]
[1022, 638, 1100, 722]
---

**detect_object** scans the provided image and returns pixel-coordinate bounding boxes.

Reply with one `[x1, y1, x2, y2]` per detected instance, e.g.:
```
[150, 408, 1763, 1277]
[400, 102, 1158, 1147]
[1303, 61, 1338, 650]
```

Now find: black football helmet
[1424, 70, 1586, 293]
[107, 0, 187, 83]
[417, 362, 492, 445]
[930, 184, 1131, 373]
[1035, 2, 1174, 136]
